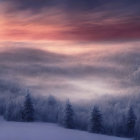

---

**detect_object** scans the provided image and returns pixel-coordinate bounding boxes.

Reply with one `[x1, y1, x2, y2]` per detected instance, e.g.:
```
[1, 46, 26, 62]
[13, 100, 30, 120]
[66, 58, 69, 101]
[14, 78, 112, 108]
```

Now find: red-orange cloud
[1, 0, 140, 41]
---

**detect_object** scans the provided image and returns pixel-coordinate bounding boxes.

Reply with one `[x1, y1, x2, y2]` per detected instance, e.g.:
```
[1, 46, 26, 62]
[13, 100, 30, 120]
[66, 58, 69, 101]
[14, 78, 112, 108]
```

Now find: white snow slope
[0, 117, 131, 140]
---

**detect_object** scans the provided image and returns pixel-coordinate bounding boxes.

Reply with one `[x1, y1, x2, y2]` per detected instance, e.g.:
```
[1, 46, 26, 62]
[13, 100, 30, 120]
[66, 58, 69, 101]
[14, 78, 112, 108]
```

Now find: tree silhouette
[64, 100, 74, 129]
[90, 106, 103, 133]
[22, 92, 34, 122]
[126, 106, 136, 137]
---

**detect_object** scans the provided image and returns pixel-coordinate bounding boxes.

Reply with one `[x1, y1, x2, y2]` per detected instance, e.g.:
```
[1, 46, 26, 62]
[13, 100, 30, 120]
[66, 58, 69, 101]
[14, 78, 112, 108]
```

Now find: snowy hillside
[0, 117, 131, 140]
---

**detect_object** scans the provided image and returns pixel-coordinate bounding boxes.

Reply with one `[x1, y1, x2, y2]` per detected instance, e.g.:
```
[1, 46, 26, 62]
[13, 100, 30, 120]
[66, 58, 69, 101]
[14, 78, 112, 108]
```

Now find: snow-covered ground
[0, 117, 131, 140]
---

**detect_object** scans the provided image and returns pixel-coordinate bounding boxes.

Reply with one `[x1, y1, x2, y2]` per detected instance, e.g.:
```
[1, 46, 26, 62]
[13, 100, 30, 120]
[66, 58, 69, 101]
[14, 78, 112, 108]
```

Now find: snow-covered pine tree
[64, 100, 74, 129]
[135, 119, 140, 140]
[22, 92, 34, 122]
[126, 106, 136, 137]
[4, 102, 14, 121]
[90, 106, 103, 134]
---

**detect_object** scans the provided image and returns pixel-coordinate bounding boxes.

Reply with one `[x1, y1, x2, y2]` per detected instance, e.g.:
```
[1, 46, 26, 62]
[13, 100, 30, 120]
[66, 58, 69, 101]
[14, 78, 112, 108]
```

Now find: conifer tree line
[1, 90, 140, 140]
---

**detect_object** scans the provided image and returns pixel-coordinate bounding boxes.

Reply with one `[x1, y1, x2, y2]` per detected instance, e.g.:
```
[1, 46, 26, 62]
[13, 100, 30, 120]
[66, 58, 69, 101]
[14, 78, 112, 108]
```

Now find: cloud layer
[1, 0, 140, 41]
[0, 41, 140, 101]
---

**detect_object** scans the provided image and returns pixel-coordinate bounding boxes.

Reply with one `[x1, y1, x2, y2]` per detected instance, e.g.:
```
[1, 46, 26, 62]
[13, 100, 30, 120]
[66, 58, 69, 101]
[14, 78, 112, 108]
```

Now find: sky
[0, 0, 140, 101]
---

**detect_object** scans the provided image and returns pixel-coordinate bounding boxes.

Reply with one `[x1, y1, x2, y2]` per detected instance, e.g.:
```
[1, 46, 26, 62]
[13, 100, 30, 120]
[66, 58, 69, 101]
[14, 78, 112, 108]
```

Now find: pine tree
[4, 103, 14, 121]
[126, 106, 136, 137]
[22, 92, 34, 122]
[64, 100, 74, 129]
[90, 106, 103, 133]
[135, 119, 140, 140]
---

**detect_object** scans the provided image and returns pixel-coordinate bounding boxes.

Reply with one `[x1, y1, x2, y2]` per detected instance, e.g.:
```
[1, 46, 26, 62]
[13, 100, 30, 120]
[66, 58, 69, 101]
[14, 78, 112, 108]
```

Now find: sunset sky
[1, 0, 140, 41]
[0, 0, 140, 101]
